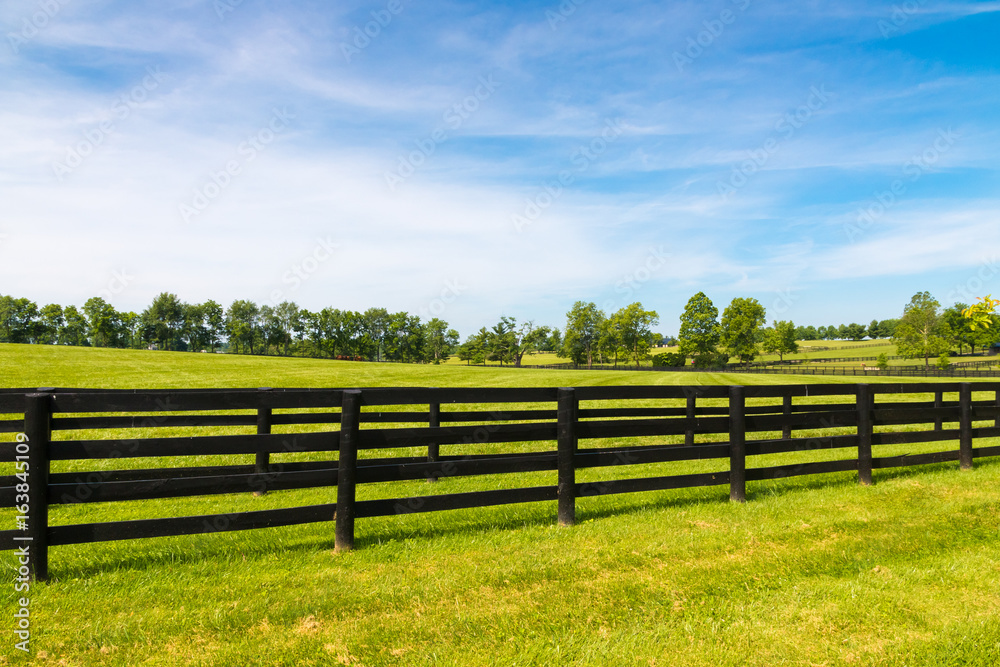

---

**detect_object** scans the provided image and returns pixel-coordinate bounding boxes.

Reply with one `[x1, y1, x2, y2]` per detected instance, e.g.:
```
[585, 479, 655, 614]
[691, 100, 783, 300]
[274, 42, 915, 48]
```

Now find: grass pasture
[2, 344, 1000, 666]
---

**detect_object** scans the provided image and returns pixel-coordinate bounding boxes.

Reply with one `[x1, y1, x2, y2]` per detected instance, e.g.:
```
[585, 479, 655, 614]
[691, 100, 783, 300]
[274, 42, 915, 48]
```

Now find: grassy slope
[2, 344, 999, 666]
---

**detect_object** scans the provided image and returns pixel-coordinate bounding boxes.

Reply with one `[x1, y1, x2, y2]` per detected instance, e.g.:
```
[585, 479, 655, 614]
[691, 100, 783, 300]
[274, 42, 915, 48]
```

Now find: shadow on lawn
[45, 456, 998, 579]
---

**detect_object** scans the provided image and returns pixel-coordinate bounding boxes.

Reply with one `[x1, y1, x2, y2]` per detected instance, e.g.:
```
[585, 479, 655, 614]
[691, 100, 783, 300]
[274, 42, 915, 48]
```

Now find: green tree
[82, 297, 121, 348]
[60, 305, 89, 346]
[876, 353, 889, 370]
[678, 292, 721, 367]
[761, 320, 798, 362]
[941, 304, 974, 355]
[145, 292, 186, 351]
[424, 318, 454, 363]
[612, 302, 659, 369]
[720, 297, 766, 365]
[560, 301, 605, 368]
[225, 299, 260, 354]
[844, 323, 867, 341]
[202, 300, 225, 352]
[892, 292, 950, 368]
[867, 319, 882, 340]
[37, 304, 64, 345]
[0, 296, 39, 343]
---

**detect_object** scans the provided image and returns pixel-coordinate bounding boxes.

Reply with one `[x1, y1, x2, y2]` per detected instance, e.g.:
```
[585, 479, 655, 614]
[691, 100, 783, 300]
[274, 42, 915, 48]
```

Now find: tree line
[0, 293, 460, 363]
[1, 290, 995, 368]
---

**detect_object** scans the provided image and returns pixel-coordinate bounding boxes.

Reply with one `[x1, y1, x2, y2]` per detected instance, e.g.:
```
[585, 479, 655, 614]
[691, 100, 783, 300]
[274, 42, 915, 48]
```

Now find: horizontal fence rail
[1, 383, 1000, 580]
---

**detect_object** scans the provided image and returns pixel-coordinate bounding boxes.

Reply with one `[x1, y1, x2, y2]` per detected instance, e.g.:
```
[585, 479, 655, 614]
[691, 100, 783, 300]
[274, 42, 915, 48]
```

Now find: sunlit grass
[1, 343, 999, 666]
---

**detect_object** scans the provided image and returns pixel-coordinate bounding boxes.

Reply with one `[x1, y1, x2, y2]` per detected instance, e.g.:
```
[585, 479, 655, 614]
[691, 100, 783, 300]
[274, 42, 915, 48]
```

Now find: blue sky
[2, 0, 998, 336]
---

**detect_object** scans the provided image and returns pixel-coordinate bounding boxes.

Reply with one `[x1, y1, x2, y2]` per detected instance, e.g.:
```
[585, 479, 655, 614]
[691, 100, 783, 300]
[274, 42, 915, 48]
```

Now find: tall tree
[225, 300, 260, 354]
[720, 297, 766, 365]
[144, 292, 186, 351]
[425, 318, 457, 363]
[60, 306, 89, 346]
[892, 291, 949, 368]
[844, 323, 867, 341]
[761, 320, 798, 362]
[678, 292, 721, 367]
[560, 301, 605, 369]
[612, 302, 659, 369]
[82, 297, 120, 347]
[0, 296, 39, 343]
[37, 304, 64, 345]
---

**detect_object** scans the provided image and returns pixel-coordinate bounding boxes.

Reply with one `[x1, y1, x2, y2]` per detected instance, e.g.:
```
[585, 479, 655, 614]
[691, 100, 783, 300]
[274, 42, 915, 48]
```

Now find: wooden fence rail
[2, 383, 1000, 580]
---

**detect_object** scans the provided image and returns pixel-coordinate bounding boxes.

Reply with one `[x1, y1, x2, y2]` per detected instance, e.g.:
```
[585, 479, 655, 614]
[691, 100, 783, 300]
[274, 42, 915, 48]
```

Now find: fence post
[557, 388, 578, 526]
[335, 390, 362, 552]
[427, 400, 440, 482]
[995, 388, 1000, 429]
[254, 388, 272, 496]
[782, 393, 792, 440]
[857, 384, 873, 486]
[729, 386, 746, 503]
[959, 383, 973, 471]
[24, 392, 52, 582]
[685, 394, 696, 446]
[933, 390, 943, 432]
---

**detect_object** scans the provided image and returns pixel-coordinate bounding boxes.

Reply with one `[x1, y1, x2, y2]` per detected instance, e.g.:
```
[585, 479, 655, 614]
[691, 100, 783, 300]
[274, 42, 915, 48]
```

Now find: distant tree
[892, 292, 950, 368]
[561, 301, 605, 368]
[936, 352, 952, 370]
[867, 319, 882, 340]
[82, 297, 120, 348]
[361, 307, 391, 361]
[878, 319, 899, 338]
[941, 304, 974, 355]
[612, 302, 659, 369]
[761, 320, 798, 362]
[844, 323, 867, 341]
[678, 292, 721, 367]
[37, 304, 64, 345]
[226, 299, 260, 354]
[0, 296, 40, 343]
[60, 305, 89, 346]
[145, 292, 186, 351]
[721, 297, 766, 365]
[458, 328, 489, 365]
[876, 353, 889, 370]
[119, 311, 141, 349]
[424, 318, 452, 363]
[202, 300, 225, 352]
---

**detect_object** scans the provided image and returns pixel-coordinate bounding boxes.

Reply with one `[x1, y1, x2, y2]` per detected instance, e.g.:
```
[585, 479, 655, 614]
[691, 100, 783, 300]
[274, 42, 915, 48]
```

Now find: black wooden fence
[2, 383, 1000, 581]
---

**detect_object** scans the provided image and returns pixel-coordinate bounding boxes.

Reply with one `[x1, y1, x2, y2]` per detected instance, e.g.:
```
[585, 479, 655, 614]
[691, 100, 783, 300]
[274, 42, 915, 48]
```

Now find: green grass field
[2, 343, 999, 666]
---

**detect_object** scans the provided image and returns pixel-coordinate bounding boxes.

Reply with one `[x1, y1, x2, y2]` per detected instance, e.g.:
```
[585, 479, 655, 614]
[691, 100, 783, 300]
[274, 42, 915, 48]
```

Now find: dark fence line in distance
[1, 382, 999, 580]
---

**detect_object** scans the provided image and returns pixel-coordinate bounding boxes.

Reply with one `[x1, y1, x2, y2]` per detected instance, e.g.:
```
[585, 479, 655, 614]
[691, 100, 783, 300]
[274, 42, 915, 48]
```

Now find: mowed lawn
[2, 344, 1000, 666]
